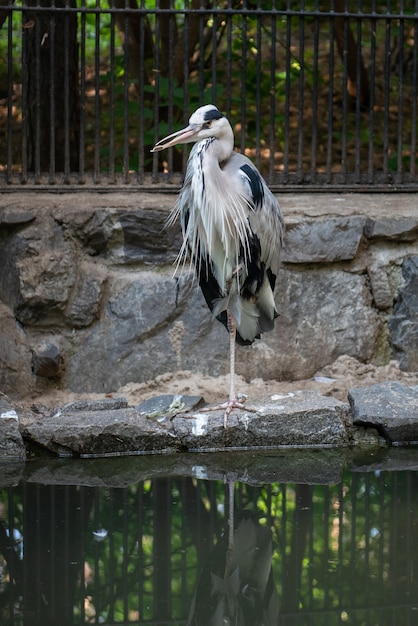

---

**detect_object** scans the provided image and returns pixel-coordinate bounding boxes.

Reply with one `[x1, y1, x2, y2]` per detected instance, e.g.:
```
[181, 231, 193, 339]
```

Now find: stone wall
[0, 192, 417, 400]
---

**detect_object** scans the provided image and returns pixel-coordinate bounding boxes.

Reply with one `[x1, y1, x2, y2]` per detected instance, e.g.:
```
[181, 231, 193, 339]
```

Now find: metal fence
[1, 2, 418, 191]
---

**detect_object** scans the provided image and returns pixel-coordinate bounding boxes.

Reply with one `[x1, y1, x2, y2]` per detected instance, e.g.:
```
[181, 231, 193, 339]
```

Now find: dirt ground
[18, 355, 418, 419]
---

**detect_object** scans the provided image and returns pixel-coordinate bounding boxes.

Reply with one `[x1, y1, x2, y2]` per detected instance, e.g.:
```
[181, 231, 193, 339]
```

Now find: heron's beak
[151, 124, 200, 152]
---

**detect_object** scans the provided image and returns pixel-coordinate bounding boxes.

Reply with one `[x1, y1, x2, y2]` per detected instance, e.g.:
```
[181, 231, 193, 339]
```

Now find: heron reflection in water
[187, 481, 280, 625]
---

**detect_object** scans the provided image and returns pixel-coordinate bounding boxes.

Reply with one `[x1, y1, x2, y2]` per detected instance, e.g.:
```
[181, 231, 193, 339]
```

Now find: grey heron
[152, 104, 284, 427]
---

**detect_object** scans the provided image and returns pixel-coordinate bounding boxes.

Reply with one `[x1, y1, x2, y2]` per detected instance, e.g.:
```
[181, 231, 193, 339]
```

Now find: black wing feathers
[198, 256, 254, 346]
[240, 163, 264, 208]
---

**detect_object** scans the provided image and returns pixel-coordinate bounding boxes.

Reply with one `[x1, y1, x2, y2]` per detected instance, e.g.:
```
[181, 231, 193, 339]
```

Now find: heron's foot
[201, 394, 256, 428]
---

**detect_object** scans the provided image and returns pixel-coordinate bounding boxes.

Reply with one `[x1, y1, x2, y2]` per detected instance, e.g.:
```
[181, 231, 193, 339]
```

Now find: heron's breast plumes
[187, 146, 252, 292]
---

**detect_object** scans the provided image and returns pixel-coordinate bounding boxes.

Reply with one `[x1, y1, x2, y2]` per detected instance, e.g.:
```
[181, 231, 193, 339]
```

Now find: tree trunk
[23, 0, 79, 173]
[334, 0, 370, 108]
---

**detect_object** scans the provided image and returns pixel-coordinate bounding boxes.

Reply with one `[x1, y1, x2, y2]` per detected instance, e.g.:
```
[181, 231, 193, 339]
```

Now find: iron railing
[1, 2, 417, 191]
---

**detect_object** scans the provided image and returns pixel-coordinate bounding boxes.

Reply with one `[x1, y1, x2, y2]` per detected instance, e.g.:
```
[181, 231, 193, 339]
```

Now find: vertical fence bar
[269, 4, 276, 182]
[255, 2, 262, 171]
[6, 6, 14, 182]
[239, 4, 247, 154]
[197, 3, 205, 108]
[354, 1, 362, 183]
[123, 2, 130, 183]
[108, 1, 116, 183]
[182, 2, 190, 174]
[34, 2, 41, 181]
[211, 6, 218, 104]
[297, 3, 305, 183]
[340, 8, 348, 184]
[410, 16, 418, 182]
[49, 4, 56, 183]
[283, 3, 291, 183]
[152, 2, 161, 182]
[64, 1, 71, 183]
[163, 2, 175, 181]
[137, 0, 145, 184]
[396, 8, 405, 184]
[326, 10, 335, 183]
[310, 2, 319, 184]
[79, 0, 86, 183]
[21, 7, 28, 182]
[382, 9, 391, 180]
[94, 0, 101, 182]
[368, 10, 376, 184]
[225, 0, 232, 119]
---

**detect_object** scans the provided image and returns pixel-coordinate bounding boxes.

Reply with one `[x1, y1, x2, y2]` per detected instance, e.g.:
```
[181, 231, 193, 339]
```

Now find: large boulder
[388, 257, 418, 371]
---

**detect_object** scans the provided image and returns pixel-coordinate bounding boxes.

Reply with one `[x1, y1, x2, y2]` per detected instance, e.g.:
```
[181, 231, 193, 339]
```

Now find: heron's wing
[225, 152, 285, 277]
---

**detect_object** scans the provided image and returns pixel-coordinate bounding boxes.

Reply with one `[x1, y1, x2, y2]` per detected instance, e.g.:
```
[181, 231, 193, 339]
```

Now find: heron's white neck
[200, 126, 234, 164]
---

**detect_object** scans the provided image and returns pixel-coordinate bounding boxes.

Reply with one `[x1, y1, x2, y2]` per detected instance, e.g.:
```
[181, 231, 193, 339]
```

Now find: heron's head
[151, 105, 233, 152]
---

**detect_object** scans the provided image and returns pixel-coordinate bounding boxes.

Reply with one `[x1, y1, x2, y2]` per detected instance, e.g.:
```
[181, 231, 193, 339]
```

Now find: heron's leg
[201, 310, 256, 427]
[227, 310, 237, 403]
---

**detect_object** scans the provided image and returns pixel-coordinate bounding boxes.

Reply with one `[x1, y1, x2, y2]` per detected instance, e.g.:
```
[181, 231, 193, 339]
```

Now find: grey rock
[119, 209, 182, 264]
[364, 217, 418, 241]
[0, 208, 36, 226]
[367, 265, 393, 310]
[62, 271, 216, 392]
[349, 382, 418, 443]
[22, 407, 180, 457]
[62, 209, 116, 256]
[21, 391, 352, 457]
[0, 396, 26, 461]
[0, 217, 76, 324]
[32, 339, 62, 378]
[238, 267, 381, 381]
[282, 217, 366, 263]
[56, 397, 128, 414]
[388, 257, 418, 370]
[65, 262, 107, 327]
[0, 302, 34, 397]
[136, 394, 204, 420]
[172, 391, 351, 450]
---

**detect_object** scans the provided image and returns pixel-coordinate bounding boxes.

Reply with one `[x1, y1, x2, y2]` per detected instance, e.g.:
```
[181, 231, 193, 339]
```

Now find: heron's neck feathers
[187, 139, 252, 283]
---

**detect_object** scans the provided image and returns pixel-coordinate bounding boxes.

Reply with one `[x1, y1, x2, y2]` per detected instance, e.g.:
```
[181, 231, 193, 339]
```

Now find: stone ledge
[8, 381, 416, 459]
[1, 381, 417, 462]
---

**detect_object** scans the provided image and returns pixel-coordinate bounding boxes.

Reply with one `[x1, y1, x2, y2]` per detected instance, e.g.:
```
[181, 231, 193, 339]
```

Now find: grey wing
[226, 152, 285, 275]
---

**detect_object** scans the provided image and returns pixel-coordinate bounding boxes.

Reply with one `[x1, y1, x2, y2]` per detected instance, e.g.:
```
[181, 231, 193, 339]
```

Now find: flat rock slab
[173, 391, 351, 450]
[22, 391, 351, 457]
[349, 382, 418, 444]
[22, 407, 179, 457]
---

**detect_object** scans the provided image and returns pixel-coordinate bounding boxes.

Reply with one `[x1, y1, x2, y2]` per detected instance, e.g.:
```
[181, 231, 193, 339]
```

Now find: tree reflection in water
[0, 454, 418, 625]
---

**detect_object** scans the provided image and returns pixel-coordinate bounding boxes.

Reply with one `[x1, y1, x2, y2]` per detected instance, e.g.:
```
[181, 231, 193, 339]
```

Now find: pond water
[1, 448, 418, 626]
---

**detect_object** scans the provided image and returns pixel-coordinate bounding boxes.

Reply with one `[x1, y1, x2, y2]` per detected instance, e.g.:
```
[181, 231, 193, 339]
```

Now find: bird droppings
[191, 413, 209, 436]
[270, 392, 295, 401]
